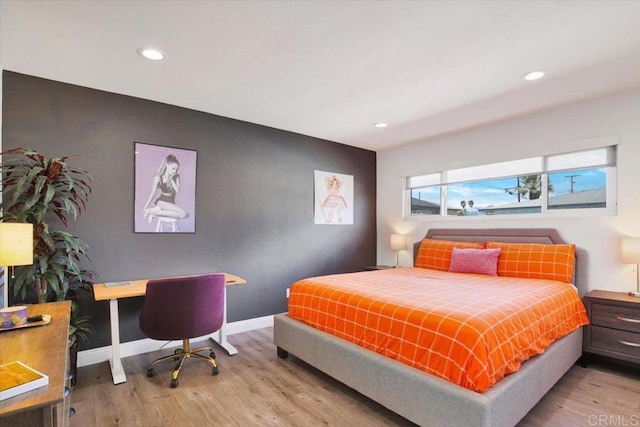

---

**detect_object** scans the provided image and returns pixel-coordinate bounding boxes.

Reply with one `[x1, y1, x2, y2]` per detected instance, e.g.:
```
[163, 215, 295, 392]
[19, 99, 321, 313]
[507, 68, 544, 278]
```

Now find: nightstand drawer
[590, 325, 640, 361]
[591, 303, 640, 333]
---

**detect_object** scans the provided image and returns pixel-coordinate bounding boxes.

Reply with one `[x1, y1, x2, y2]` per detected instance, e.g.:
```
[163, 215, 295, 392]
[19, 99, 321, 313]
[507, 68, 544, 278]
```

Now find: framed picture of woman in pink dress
[134, 142, 197, 233]
[314, 170, 354, 225]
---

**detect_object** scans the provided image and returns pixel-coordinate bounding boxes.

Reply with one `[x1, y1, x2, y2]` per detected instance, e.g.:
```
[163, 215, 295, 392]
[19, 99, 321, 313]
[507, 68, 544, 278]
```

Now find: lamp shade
[390, 234, 406, 251]
[621, 237, 640, 264]
[0, 223, 34, 266]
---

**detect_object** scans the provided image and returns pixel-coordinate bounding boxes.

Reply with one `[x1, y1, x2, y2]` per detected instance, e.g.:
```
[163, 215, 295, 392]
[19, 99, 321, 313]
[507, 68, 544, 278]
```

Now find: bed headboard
[413, 228, 586, 296]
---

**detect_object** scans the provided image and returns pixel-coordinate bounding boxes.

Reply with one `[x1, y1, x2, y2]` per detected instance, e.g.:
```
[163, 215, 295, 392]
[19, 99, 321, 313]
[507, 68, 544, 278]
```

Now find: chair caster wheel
[170, 378, 179, 388]
[209, 351, 216, 359]
[212, 366, 219, 376]
[147, 368, 155, 377]
[174, 349, 182, 355]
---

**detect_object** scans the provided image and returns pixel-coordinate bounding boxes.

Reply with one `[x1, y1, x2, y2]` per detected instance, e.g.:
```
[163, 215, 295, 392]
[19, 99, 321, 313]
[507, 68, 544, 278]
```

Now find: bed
[273, 228, 589, 427]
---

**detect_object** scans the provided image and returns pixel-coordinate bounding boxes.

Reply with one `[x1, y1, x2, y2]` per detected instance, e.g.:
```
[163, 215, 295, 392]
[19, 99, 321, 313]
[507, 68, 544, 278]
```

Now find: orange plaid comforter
[288, 267, 588, 392]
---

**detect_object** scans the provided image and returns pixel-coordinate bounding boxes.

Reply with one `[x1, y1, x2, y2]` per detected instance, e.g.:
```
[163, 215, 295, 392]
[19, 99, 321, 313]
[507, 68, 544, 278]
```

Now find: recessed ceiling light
[137, 47, 166, 61]
[374, 122, 388, 128]
[522, 70, 546, 81]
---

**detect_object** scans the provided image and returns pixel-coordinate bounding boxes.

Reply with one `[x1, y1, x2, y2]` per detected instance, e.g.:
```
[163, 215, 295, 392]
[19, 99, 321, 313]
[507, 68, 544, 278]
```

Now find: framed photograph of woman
[314, 170, 354, 225]
[134, 142, 197, 233]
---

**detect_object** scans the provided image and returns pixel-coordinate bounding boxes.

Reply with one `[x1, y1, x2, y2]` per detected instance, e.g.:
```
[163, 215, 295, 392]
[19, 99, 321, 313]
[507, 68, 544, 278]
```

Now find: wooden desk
[0, 301, 71, 427]
[93, 272, 246, 385]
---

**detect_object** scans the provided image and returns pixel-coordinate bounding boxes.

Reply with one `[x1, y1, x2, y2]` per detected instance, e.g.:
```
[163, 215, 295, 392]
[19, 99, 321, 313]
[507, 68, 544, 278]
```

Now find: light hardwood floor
[70, 328, 640, 426]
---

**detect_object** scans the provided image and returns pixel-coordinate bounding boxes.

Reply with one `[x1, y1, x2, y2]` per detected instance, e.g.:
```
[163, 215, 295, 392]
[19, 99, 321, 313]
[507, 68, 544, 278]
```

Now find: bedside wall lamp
[621, 237, 640, 297]
[390, 234, 406, 268]
[0, 223, 34, 308]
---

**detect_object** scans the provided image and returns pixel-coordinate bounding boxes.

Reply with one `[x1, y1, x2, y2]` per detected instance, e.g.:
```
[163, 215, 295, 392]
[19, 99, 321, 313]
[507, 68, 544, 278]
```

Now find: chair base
[147, 339, 219, 388]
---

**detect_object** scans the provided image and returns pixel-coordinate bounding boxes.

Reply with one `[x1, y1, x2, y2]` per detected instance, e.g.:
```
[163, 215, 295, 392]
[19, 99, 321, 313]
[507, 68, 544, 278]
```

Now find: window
[405, 146, 616, 218]
[410, 186, 441, 216]
[448, 176, 543, 216]
[547, 168, 607, 210]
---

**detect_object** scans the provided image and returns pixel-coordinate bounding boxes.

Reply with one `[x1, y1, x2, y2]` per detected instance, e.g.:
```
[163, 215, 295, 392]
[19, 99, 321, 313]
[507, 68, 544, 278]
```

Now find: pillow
[485, 241, 576, 283]
[449, 247, 502, 276]
[415, 239, 485, 271]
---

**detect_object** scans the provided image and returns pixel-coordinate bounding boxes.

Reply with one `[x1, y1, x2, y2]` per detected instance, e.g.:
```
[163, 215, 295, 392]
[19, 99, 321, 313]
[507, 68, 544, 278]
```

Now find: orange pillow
[415, 239, 485, 271]
[485, 241, 576, 283]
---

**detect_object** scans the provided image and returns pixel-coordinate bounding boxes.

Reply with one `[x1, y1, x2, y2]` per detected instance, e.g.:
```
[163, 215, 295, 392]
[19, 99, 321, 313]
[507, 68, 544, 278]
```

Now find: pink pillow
[449, 247, 502, 276]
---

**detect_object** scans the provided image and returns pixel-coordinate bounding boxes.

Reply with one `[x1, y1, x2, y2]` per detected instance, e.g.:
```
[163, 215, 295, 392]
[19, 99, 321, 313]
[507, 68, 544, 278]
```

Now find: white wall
[377, 89, 640, 293]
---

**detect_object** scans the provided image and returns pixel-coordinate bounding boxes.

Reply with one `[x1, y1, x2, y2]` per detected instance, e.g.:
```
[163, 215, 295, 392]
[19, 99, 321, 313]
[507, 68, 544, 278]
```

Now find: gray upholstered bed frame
[274, 228, 586, 427]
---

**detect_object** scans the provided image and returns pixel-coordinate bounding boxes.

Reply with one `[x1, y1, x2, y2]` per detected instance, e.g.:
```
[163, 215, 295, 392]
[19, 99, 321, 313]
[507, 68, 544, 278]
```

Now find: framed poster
[314, 170, 354, 225]
[134, 142, 197, 233]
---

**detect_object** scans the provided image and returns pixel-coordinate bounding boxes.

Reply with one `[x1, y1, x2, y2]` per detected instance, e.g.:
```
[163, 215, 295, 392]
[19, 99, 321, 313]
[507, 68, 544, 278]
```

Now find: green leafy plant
[68, 305, 93, 348]
[1, 147, 95, 344]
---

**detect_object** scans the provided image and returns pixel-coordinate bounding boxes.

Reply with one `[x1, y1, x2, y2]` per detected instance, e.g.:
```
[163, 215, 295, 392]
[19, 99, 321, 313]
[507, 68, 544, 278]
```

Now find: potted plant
[0, 147, 95, 384]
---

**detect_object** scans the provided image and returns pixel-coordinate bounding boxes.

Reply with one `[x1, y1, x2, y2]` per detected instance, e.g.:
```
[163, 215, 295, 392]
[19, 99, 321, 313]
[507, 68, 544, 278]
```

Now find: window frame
[403, 145, 617, 220]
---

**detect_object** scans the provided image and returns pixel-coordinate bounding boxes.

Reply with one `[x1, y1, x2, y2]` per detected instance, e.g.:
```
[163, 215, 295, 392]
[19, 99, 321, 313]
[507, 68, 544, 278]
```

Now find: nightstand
[583, 290, 640, 366]
[364, 265, 393, 271]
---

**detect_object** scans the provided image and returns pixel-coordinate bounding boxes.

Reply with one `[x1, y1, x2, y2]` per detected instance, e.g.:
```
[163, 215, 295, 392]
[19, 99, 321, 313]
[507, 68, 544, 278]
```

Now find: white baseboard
[77, 314, 274, 368]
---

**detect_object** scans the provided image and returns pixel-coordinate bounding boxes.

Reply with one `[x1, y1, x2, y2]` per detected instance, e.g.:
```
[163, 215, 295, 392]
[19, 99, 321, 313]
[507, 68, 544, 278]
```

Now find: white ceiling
[2, 1, 639, 151]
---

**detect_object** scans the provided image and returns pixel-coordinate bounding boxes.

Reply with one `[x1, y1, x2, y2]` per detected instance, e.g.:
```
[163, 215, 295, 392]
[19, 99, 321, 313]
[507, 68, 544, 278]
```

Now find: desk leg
[108, 298, 127, 384]
[209, 286, 238, 356]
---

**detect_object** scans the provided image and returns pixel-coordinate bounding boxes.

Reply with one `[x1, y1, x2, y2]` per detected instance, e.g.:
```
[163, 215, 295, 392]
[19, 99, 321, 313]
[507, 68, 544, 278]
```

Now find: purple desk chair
[139, 273, 225, 388]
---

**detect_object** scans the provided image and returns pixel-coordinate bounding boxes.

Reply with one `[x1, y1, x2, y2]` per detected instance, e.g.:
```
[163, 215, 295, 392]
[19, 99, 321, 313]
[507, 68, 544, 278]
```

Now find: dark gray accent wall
[2, 71, 376, 350]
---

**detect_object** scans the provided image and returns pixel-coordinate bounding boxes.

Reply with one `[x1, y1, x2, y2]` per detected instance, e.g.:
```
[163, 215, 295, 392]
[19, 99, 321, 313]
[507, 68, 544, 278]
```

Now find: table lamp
[0, 223, 34, 307]
[621, 237, 640, 298]
[390, 234, 406, 268]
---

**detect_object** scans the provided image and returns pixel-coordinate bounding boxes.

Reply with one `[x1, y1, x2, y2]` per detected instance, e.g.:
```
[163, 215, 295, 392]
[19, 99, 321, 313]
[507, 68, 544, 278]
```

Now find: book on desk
[104, 281, 133, 287]
[0, 361, 49, 401]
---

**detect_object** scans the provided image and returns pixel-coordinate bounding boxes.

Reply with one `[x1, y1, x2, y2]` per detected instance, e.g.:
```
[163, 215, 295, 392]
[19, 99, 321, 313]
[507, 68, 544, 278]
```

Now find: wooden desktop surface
[0, 301, 71, 418]
[92, 272, 247, 384]
[93, 272, 246, 301]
